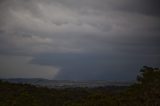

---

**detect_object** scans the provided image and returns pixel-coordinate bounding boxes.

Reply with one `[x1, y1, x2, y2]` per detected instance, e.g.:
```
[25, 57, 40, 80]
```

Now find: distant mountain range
[2, 78, 134, 88]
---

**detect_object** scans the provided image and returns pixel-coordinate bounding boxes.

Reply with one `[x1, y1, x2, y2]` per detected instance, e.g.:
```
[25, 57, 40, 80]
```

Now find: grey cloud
[53, 0, 160, 17]
[0, 0, 160, 55]
[0, 0, 160, 80]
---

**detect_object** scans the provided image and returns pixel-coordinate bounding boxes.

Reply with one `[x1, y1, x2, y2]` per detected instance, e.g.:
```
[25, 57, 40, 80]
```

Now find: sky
[0, 0, 160, 81]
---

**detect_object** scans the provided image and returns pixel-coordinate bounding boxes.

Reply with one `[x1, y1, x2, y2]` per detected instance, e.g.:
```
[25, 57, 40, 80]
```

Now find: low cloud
[0, 55, 59, 79]
[30, 53, 160, 80]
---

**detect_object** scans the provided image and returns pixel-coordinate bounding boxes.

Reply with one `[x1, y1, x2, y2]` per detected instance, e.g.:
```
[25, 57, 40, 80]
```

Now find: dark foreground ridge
[0, 66, 160, 106]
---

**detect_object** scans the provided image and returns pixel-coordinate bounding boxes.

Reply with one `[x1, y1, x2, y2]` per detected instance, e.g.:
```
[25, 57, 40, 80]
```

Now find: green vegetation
[0, 66, 160, 106]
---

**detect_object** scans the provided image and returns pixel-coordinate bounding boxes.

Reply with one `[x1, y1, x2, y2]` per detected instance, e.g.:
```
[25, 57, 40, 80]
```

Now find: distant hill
[2, 78, 133, 88]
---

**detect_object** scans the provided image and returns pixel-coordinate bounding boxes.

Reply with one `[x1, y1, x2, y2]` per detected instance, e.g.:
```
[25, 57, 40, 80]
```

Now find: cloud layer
[0, 0, 160, 80]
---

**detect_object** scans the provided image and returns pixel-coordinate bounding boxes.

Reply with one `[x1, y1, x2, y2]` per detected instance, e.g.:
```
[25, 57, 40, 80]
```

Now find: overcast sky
[0, 0, 160, 81]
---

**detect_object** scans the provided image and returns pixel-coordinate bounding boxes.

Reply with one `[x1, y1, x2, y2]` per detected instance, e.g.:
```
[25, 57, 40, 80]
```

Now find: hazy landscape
[0, 0, 160, 106]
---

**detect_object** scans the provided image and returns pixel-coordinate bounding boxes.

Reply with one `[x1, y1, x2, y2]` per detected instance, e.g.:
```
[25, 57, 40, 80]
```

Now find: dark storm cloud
[116, 0, 160, 17]
[30, 53, 160, 80]
[0, 0, 160, 80]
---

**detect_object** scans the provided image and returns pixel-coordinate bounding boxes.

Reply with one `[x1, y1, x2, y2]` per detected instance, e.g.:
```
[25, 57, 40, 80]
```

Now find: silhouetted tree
[137, 66, 160, 84]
